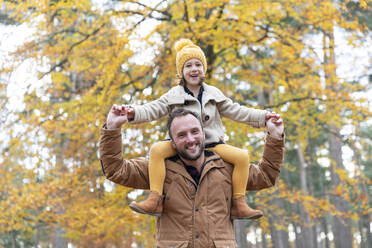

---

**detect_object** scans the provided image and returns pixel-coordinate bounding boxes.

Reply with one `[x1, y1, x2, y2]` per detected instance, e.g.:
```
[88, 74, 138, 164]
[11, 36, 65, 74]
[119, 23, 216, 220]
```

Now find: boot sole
[231, 213, 263, 220]
[129, 203, 162, 217]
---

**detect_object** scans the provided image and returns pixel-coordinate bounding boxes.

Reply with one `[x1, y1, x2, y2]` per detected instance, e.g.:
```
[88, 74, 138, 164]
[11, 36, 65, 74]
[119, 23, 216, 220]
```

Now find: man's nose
[186, 133, 196, 142]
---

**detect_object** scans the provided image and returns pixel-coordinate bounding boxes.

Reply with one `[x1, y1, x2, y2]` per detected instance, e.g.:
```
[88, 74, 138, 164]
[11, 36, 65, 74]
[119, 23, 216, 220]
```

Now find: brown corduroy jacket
[99, 126, 284, 248]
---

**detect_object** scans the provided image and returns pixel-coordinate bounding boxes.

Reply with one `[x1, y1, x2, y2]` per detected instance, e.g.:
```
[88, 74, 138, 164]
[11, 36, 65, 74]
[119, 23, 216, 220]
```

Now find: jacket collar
[200, 154, 225, 184]
[183, 84, 204, 104]
[166, 151, 225, 186]
[168, 83, 226, 106]
[167, 86, 196, 104]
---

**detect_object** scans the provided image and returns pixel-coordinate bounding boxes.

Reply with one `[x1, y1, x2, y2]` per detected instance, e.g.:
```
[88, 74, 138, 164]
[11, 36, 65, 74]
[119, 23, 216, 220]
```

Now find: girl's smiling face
[182, 58, 205, 88]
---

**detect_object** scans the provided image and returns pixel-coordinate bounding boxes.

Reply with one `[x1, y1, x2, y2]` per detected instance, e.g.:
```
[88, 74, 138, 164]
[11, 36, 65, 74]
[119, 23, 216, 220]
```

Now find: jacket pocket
[156, 240, 189, 248]
[213, 240, 237, 248]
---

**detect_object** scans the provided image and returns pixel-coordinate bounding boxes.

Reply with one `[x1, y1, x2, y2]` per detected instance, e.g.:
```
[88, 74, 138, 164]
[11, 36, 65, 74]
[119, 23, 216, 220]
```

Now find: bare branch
[38, 22, 106, 79]
[38, 58, 68, 80]
[129, 0, 171, 19]
[183, 0, 197, 36]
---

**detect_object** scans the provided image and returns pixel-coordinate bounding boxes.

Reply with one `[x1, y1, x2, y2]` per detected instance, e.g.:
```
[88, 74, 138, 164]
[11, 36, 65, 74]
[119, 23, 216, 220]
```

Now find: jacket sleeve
[129, 91, 171, 124]
[246, 134, 284, 190]
[99, 125, 150, 189]
[215, 88, 268, 128]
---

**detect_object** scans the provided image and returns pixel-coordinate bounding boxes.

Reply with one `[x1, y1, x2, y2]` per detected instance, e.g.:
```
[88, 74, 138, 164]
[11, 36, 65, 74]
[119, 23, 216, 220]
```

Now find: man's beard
[175, 140, 205, 161]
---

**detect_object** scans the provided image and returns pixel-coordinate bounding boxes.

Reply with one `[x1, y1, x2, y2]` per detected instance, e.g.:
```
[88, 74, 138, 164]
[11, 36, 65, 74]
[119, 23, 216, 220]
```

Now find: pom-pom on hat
[174, 39, 207, 78]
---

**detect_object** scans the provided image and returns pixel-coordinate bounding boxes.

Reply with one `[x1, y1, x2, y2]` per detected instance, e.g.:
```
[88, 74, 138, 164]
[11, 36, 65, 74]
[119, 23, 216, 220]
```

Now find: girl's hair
[178, 77, 187, 86]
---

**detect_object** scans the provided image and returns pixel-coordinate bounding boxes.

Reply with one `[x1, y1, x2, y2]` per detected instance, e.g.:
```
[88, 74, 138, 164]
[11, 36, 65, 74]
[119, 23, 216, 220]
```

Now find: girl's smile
[183, 58, 205, 89]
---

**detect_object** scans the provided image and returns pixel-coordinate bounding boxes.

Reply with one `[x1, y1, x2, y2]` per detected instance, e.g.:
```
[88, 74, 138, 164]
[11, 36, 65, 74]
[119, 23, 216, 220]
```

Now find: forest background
[0, 0, 371, 247]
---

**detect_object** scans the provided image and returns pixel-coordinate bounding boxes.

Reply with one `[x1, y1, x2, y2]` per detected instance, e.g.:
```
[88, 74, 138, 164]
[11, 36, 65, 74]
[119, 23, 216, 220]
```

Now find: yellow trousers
[149, 140, 249, 198]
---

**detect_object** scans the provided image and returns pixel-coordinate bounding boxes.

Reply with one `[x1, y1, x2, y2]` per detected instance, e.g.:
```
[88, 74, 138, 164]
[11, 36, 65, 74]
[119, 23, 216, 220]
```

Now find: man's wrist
[106, 122, 120, 130]
[267, 131, 284, 140]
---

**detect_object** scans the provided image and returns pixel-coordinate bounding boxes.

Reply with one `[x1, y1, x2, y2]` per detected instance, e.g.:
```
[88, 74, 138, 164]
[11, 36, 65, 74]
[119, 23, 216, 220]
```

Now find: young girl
[126, 39, 279, 219]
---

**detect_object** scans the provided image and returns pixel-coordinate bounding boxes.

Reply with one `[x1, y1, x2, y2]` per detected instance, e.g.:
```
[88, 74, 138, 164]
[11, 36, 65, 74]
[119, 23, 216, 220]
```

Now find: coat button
[204, 115, 210, 121]
[195, 234, 199, 238]
[195, 208, 199, 212]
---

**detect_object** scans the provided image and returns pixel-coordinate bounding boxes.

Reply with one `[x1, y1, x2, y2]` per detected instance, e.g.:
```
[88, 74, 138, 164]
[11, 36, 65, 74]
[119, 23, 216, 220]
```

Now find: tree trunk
[323, 26, 353, 248]
[261, 230, 267, 248]
[282, 167, 302, 248]
[312, 224, 318, 248]
[321, 217, 331, 248]
[277, 199, 290, 248]
[269, 198, 290, 248]
[307, 153, 319, 248]
[11, 230, 16, 248]
[350, 136, 371, 248]
[296, 143, 315, 248]
[269, 217, 279, 248]
[49, 9, 68, 247]
[53, 227, 67, 248]
[358, 218, 365, 248]
[52, 129, 69, 248]
[361, 179, 372, 248]
[234, 219, 248, 248]
[328, 125, 352, 248]
[292, 221, 302, 248]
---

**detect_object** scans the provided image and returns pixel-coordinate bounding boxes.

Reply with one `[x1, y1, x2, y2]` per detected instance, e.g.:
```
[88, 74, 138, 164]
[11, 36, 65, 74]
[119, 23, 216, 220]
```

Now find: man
[100, 106, 284, 248]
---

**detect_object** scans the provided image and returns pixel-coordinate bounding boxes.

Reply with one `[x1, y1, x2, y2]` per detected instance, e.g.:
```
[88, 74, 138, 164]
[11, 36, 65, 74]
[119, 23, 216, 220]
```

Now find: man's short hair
[167, 108, 203, 139]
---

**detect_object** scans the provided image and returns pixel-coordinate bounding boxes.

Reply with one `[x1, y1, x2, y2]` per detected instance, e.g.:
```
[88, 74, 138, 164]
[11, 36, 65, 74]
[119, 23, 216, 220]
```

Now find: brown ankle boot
[231, 196, 263, 220]
[129, 191, 163, 216]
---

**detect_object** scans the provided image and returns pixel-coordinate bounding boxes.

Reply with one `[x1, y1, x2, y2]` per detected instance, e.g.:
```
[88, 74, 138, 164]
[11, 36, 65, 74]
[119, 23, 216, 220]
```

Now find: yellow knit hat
[175, 39, 207, 78]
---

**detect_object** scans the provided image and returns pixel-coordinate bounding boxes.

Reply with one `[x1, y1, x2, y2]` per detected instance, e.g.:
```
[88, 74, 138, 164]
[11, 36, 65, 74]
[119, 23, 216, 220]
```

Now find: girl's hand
[265, 112, 281, 124]
[125, 106, 135, 120]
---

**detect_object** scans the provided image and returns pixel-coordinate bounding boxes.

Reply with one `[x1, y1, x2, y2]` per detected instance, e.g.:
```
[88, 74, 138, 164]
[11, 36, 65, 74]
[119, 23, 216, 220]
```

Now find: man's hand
[106, 104, 129, 129]
[266, 117, 284, 139]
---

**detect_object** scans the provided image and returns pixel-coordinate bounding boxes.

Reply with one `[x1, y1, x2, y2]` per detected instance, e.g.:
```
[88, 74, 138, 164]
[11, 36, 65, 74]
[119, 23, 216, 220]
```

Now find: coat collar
[166, 151, 225, 186]
[167, 86, 196, 104]
[167, 83, 226, 106]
